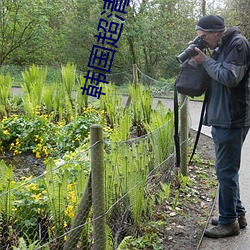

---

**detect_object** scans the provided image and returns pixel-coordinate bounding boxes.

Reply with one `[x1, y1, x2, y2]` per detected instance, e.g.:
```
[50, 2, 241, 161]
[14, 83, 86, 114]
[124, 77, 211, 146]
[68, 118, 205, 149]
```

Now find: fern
[0, 160, 14, 221]
[0, 73, 12, 116]
[61, 63, 76, 101]
[21, 65, 47, 118]
[43, 159, 68, 228]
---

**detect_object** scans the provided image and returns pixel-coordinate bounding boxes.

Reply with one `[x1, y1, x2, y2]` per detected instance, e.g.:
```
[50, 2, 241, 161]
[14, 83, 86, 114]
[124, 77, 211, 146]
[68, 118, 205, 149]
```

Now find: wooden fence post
[133, 64, 138, 85]
[91, 124, 106, 250]
[180, 94, 188, 176]
[63, 175, 92, 250]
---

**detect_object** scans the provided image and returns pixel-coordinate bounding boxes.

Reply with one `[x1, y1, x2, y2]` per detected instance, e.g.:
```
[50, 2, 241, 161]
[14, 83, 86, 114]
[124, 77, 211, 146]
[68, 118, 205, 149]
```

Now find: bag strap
[174, 80, 208, 168]
[174, 80, 180, 168]
[188, 91, 208, 164]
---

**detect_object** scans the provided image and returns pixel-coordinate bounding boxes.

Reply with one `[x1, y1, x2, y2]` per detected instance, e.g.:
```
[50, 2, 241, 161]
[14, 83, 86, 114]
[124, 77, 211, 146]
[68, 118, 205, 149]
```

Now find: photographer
[192, 15, 250, 238]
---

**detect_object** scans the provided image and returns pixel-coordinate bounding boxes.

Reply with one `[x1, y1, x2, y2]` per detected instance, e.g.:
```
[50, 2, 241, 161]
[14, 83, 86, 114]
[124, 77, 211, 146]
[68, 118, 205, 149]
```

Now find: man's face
[196, 30, 222, 49]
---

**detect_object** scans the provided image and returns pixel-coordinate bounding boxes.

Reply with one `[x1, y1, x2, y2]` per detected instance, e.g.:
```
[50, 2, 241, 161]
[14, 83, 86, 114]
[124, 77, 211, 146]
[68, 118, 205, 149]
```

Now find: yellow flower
[32, 193, 42, 201]
[26, 183, 37, 191]
[12, 207, 17, 212]
[71, 195, 76, 204]
[42, 147, 49, 157]
[65, 205, 74, 218]
[36, 152, 41, 158]
[3, 130, 9, 135]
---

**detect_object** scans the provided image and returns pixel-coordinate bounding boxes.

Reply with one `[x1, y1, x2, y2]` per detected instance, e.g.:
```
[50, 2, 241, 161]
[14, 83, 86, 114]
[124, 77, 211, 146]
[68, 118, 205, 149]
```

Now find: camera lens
[176, 45, 198, 63]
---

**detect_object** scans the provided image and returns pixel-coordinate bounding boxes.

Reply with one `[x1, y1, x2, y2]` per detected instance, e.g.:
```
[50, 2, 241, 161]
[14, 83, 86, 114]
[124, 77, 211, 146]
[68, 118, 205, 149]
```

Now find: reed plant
[129, 84, 153, 135]
[43, 159, 68, 228]
[61, 63, 76, 104]
[0, 73, 12, 117]
[43, 84, 55, 114]
[105, 137, 153, 226]
[21, 65, 47, 118]
[99, 82, 122, 128]
[0, 161, 14, 222]
[76, 75, 89, 115]
[145, 100, 174, 164]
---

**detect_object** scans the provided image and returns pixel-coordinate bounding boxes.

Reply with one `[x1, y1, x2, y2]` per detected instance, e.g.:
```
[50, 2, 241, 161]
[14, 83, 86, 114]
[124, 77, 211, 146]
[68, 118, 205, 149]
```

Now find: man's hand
[192, 47, 207, 64]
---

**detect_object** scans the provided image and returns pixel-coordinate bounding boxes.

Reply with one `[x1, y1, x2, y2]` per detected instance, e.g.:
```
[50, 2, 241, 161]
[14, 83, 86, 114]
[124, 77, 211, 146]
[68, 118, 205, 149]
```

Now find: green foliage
[21, 65, 47, 118]
[117, 233, 163, 250]
[0, 0, 51, 65]
[43, 85, 55, 113]
[99, 82, 123, 128]
[0, 161, 14, 222]
[129, 84, 153, 131]
[0, 108, 102, 157]
[145, 100, 175, 163]
[0, 79, 179, 248]
[13, 235, 46, 250]
[77, 75, 89, 111]
[12, 177, 48, 240]
[158, 182, 171, 203]
[0, 0, 230, 80]
[0, 73, 12, 117]
[61, 63, 76, 101]
[43, 159, 69, 230]
[105, 136, 153, 228]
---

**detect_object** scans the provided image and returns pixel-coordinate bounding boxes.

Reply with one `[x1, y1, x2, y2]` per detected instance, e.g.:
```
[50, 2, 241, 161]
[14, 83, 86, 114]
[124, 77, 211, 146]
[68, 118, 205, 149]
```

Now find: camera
[176, 36, 208, 63]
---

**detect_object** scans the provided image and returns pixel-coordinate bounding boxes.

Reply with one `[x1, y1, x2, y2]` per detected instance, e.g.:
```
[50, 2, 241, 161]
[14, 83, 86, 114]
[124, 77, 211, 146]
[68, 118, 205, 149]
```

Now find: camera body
[176, 36, 208, 63]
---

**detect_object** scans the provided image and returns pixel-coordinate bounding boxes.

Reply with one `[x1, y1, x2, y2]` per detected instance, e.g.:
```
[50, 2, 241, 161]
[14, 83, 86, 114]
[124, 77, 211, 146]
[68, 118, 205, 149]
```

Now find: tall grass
[0, 73, 12, 116]
[145, 100, 175, 164]
[0, 161, 14, 222]
[21, 65, 47, 118]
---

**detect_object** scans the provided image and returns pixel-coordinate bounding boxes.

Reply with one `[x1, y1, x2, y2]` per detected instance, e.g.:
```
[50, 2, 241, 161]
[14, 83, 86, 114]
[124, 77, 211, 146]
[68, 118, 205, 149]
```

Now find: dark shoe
[238, 215, 247, 228]
[211, 214, 247, 229]
[204, 222, 240, 238]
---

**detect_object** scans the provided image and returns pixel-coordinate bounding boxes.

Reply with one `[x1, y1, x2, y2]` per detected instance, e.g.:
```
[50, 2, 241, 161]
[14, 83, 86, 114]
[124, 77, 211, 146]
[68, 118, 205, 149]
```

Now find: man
[192, 15, 250, 238]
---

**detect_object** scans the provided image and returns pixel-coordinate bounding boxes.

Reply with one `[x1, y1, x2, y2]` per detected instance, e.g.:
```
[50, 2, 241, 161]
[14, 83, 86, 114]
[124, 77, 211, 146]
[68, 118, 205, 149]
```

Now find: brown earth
[158, 130, 217, 250]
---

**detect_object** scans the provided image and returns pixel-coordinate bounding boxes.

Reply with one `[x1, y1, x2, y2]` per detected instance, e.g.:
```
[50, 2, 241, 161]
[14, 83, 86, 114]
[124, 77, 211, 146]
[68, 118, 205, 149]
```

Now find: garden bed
[161, 131, 217, 250]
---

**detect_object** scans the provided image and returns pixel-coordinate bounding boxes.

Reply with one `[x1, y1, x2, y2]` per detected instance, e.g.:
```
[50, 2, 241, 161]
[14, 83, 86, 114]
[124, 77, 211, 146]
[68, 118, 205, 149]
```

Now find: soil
[158, 130, 217, 250]
[0, 152, 45, 180]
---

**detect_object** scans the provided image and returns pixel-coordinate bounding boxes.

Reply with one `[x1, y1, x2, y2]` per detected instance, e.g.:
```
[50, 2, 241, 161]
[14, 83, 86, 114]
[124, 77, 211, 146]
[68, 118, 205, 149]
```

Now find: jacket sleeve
[203, 38, 250, 87]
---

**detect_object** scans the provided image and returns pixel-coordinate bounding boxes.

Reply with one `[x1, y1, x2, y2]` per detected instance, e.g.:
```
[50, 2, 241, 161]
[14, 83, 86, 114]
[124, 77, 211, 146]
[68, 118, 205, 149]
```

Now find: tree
[220, 0, 250, 39]
[0, 0, 52, 65]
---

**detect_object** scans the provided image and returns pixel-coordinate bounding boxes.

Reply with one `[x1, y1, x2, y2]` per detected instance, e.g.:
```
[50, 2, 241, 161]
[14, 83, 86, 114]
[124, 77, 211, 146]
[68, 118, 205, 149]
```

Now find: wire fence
[0, 65, 191, 249]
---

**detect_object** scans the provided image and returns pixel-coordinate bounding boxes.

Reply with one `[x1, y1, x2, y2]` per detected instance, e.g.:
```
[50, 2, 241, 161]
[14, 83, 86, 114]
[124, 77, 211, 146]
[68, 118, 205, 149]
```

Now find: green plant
[157, 182, 171, 204]
[0, 73, 12, 117]
[0, 161, 15, 222]
[43, 85, 55, 114]
[117, 233, 163, 250]
[13, 237, 40, 250]
[172, 190, 180, 210]
[178, 173, 191, 189]
[129, 84, 153, 131]
[12, 177, 49, 241]
[105, 136, 153, 238]
[99, 82, 123, 128]
[21, 65, 47, 118]
[60, 63, 76, 103]
[76, 75, 89, 114]
[145, 100, 174, 163]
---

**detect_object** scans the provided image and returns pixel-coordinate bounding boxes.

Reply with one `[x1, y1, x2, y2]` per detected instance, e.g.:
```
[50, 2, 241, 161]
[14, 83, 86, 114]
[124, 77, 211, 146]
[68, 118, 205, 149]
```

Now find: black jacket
[203, 26, 250, 128]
